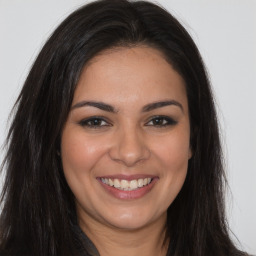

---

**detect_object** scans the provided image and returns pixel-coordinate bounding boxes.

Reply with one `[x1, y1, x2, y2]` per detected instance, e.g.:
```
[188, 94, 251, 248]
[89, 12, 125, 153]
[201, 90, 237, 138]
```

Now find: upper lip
[97, 174, 158, 181]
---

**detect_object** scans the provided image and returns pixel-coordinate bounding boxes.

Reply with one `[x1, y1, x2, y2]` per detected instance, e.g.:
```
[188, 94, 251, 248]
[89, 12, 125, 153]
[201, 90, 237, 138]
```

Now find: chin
[100, 207, 165, 231]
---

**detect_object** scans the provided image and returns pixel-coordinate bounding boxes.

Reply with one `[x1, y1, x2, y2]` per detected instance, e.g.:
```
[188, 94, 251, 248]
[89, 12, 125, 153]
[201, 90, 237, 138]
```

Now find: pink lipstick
[97, 175, 158, 200]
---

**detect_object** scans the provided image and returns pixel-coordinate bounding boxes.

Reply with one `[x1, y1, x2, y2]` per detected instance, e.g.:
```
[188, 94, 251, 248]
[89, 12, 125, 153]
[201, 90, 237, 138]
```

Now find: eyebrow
[71, 101, 117, 113]
[71, 100, 183, 113]
[142, 100, 183, 112]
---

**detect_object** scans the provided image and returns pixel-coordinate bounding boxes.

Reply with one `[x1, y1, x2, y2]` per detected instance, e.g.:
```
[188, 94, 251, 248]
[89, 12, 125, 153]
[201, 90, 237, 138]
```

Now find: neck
[78, 212, 169, 256]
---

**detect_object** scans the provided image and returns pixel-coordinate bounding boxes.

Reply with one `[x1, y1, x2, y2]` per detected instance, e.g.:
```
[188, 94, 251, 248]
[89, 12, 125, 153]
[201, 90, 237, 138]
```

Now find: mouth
[97, 175, 158, 200]
[100, 177, 153, 191]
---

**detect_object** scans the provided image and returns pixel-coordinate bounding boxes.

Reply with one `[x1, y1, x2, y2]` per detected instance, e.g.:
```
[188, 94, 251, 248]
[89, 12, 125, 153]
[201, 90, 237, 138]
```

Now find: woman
[0, 0, 251, 255]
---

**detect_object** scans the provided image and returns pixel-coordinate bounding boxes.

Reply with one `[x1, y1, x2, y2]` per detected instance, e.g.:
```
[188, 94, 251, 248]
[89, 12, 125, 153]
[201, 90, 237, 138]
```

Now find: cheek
[151, 129, 190, 202]
[60, 128, 112, 211]
[61, 129, 103, 171]
[154, 129, 190, 169]
[60, 129, 109, 194]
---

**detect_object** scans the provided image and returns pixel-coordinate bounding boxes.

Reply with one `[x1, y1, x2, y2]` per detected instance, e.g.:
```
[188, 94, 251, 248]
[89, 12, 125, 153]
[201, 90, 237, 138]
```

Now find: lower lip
[98, 178, 158, 200]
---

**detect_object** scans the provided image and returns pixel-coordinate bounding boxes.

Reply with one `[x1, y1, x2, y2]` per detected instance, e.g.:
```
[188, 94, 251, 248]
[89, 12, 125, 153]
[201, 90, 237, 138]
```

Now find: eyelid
[78, 116, 112, 127]
[145, 115, 177, 126]
[77, 115, 177, 128]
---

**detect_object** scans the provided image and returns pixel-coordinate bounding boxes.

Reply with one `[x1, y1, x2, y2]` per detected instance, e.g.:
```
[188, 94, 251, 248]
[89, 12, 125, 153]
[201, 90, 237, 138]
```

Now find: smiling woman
[0, 0, 252, 256]
[61, 47, 191, 241]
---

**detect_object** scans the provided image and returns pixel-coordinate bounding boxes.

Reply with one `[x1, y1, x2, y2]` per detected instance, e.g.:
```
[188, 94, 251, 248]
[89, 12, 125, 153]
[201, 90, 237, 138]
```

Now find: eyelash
[78, 116, 177, 129]
[78, 116, 111, 128]
[145, 116, 177, 127]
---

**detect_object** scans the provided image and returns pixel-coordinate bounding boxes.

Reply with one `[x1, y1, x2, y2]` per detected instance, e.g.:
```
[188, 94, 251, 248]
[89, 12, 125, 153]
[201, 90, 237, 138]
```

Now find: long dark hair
[0, 0, 250, 255]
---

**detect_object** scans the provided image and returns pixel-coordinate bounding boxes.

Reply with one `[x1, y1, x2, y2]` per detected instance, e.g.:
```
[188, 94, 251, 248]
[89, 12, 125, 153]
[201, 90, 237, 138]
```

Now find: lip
[98, 174, 156, 181]
[97, 175, 159, 200]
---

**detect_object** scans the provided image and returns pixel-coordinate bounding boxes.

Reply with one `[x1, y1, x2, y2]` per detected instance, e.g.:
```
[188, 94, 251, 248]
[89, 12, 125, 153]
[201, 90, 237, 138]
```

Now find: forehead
[73, 46, 188, 111]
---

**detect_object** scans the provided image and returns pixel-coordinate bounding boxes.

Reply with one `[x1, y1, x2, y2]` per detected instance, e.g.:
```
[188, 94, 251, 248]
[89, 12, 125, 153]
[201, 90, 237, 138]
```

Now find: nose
[108, 127, 151, 167]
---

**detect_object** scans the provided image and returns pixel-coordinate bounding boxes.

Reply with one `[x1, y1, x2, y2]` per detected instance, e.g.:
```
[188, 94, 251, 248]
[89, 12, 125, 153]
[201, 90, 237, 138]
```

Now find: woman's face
[61, 46, 191, 231]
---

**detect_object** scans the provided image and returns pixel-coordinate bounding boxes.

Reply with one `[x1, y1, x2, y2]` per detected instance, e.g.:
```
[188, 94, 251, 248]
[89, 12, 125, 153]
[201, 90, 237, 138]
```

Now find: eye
[145, 116, 177, 127]
[78, 117, 110, 128]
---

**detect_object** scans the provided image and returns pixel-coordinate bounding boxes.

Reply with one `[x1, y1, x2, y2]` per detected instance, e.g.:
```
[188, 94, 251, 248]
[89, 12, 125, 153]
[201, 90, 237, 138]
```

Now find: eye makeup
[145, 115, 178, 127]
[77, 114, 178, 130]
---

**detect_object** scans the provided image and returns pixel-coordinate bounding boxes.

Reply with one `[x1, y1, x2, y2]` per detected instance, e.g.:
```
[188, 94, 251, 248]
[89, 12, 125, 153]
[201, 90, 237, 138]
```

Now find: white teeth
[120, 180, 129, 189]
[101, 177, 152, 191]
[109, 179, 113, 186]
[130, 180, 138, 189]
[114, 179, 120, 188]
[138, 179, 144, 187]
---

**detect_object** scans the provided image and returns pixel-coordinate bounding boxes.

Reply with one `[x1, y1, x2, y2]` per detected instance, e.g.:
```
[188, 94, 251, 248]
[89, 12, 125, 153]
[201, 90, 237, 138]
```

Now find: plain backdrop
[0, 0, 255, 254]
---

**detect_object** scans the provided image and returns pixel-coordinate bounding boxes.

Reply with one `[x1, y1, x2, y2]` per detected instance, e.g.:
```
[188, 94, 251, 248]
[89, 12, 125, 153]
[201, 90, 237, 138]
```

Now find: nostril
[108, 144, 151, 167]
[107, 130, 151, 166]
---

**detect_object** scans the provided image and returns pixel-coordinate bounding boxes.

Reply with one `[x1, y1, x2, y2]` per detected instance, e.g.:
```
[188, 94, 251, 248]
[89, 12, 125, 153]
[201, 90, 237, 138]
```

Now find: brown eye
[79, 117, 110, 128]
[146, 116, 177, 127]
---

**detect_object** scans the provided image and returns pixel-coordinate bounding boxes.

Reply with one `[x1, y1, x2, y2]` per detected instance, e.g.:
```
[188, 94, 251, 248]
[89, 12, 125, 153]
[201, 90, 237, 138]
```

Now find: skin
[61, 46, 192, 256]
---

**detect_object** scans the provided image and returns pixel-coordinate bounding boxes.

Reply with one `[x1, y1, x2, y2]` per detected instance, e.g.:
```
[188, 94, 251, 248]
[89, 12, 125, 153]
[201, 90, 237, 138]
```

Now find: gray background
[0, 0, 255, 254]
